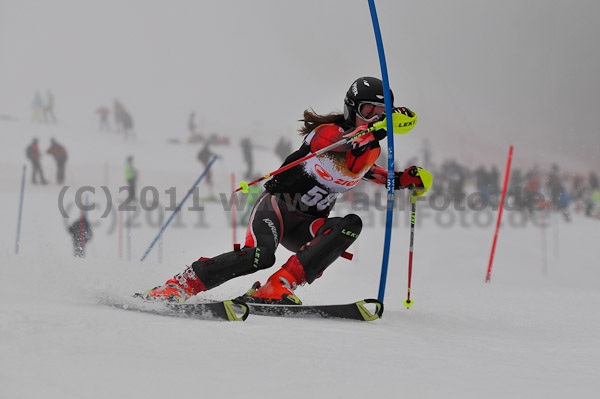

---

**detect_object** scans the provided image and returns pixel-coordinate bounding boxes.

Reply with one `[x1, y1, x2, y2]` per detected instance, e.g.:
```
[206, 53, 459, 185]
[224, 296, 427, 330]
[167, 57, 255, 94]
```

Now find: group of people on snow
[25, 138, 68, 185]
[427, 157, 600, 221]
[95, 100, 135, 139]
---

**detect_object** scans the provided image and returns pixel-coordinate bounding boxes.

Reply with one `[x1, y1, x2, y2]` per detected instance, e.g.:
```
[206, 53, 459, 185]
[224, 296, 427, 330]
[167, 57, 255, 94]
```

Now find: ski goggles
[357, 102, 386, 122]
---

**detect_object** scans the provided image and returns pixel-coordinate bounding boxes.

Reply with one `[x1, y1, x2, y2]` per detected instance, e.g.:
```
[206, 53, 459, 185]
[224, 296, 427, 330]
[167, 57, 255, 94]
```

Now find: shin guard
[296, 214, 362, 283]
[191, 247, 275, 290]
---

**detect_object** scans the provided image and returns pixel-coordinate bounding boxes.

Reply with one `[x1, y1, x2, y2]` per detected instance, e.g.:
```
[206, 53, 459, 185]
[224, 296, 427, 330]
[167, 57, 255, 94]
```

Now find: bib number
[301, 186, 338, 211]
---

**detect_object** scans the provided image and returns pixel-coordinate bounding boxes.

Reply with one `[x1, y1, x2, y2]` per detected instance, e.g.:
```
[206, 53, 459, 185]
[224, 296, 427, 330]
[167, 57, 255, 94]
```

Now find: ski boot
[137, 264, 207, 303]
[244, 255, 306, 305]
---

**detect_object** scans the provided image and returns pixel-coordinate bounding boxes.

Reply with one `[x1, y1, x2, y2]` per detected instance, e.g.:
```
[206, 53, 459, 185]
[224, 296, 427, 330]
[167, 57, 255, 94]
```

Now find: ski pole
[485, 145, 514, 283]
[231, 172, 239, 250]
[236, 113, 412, 193]
[404, 192, 418, 308]
[140, 156, 217, 262]
[15, 165, 26, 254]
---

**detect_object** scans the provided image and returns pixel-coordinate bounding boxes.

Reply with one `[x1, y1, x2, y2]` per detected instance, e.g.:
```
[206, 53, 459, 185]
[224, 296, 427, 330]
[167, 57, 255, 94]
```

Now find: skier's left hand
[393, 166, 433, 197]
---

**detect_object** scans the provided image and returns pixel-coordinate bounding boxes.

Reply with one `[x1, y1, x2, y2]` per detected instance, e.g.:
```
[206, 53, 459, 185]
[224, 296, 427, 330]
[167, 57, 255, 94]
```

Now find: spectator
[188, 112, 204, 143]
[125, 156, 137, 203]
[197, 143, 219, 200]
[32, 92, 43, 123]
[122, 110, 135, 140]
[547, 164, 571, 221]
[114, 100, 125, 133]
[590, 172, 599, 191]
[26, 138, 47, 184]
[43, 90, 57, 123]
[241, 137, 253, 179]
[46, 138, 68, 184]
[275, 136, 292, 163]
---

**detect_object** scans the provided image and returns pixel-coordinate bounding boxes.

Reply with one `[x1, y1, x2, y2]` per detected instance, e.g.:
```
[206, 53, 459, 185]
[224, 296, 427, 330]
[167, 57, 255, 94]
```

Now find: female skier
[141, 77, 431, 304]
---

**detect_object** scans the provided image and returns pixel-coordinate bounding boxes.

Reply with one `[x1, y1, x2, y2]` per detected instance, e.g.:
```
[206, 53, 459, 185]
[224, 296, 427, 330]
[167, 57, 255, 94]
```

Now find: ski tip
[356, 299, 384, 321]
[224, 299, 250, 321]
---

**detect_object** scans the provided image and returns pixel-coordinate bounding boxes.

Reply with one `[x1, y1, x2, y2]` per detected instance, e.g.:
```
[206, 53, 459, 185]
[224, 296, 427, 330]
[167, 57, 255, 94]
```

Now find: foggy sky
[1, 0, 599, 171]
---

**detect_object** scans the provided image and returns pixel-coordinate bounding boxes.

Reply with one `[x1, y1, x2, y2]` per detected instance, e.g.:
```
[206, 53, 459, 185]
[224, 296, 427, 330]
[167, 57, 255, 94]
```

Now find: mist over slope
[1, 0, 599, 170]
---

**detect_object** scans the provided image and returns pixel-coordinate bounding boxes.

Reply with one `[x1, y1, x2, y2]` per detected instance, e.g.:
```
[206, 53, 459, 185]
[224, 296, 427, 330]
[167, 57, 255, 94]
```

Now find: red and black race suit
[264, 123, 381, 217]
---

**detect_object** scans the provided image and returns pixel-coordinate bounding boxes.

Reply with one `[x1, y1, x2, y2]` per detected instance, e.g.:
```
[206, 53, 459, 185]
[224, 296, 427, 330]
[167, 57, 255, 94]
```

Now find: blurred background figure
[240, 137, 253, 179]
[547, 164, 571, 222]
[121, 109, 135, 140]
[507, 168, 525, 210]
[125, 156, 137, 203]
[47, 138, 68, 184]
[68, 216, 93, 257]
[114, 99, 125, 134]
[197, 142, 219, 200]
[523, 169, 541, 215]
[187, 111, 204, 143]
[26, 138, 47, 184]
[96, 106, 110, 131]
[589, 171, 599, 192]
[32, 91, 43, 123]
[43, 90, 57, 124]
[188, 111, 197, 135]
[113, 99, 135, 140]
[275, 136, 292, 163]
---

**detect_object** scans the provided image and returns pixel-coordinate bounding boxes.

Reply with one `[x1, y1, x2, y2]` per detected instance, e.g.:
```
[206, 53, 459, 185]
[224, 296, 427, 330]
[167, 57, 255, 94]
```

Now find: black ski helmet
[343, 76, 394, 126]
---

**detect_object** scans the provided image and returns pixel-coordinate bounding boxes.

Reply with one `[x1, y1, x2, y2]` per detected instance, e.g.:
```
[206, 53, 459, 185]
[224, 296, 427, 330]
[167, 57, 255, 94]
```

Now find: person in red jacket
[140, 77, 432, 304]
[47, 138, 68, 184]
[26, 138, 47, 184]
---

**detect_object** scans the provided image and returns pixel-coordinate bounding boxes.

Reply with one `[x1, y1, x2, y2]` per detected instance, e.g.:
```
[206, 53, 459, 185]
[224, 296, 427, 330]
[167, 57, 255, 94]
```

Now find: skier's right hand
[345, 124, 376, 149]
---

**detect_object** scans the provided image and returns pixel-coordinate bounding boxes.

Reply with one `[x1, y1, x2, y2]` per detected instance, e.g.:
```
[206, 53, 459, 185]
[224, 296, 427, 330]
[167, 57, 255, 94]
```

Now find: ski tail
[103, 295, 249, 322]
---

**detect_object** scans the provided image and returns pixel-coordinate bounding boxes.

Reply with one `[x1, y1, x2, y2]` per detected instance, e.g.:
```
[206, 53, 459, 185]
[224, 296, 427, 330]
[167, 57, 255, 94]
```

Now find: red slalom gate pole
[485, 145, 514, 283]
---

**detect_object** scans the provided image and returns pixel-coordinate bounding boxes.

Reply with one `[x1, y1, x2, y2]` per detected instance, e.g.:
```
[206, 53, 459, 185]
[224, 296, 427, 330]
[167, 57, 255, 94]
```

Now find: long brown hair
[298, 109, 347, 137]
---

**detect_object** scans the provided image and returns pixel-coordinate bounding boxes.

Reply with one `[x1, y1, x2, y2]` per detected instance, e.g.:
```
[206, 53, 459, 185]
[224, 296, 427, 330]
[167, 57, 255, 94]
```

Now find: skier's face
[355, 102, 386, 126]
[355, 115, 369, 127]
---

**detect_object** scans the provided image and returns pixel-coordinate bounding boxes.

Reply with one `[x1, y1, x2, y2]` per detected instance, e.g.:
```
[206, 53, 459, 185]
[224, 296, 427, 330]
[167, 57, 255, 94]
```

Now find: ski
[246, 298, 384, 321]
[104, 297, 249, 322]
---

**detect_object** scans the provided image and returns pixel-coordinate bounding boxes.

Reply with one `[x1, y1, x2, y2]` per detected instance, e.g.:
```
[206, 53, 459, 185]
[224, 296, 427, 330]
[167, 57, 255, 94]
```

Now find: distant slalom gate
[139, 156, 218, 262]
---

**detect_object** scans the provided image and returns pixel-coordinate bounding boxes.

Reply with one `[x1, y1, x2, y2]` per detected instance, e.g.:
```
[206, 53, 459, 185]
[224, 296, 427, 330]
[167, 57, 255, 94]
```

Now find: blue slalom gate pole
[368, 0, 396, 303]
[140, 156, 217, 262]
[15, 165, 26, 254]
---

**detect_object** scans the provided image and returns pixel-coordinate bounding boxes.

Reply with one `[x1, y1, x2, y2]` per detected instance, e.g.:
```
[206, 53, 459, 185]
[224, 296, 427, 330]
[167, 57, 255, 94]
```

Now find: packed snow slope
[1, 120, 599, 398]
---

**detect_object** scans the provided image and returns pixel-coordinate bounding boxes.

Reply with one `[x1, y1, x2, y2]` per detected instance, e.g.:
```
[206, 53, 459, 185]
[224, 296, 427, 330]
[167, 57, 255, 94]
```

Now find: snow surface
[1, 119, 600, 399]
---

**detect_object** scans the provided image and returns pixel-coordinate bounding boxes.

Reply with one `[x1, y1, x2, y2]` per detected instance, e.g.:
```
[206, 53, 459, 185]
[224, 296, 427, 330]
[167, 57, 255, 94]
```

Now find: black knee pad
[298, 214, 363, 284]
[192, 246, 275, 289]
